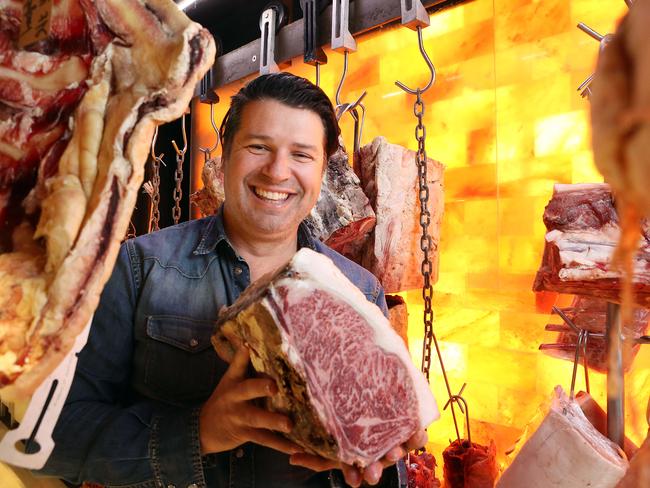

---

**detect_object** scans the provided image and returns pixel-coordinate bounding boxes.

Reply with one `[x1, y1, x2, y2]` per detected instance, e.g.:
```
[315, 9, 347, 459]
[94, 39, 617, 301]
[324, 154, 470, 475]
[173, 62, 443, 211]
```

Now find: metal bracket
[199, 68, 219, 104]
[401, 0, 430, 30]
[301, 0, 327, 65]
[331, 0, 356, 53]
[259, 6, 280, 74]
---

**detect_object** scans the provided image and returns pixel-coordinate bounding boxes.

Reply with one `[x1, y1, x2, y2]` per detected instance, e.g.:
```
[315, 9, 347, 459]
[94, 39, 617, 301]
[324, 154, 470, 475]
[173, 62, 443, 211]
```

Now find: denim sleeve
[374, 281, 389, 319]
[35, 244, 205, 488]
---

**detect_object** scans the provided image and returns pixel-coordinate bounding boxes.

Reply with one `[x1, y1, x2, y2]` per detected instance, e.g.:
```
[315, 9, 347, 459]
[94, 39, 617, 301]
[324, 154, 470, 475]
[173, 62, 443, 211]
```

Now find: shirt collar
[193, 205, 318, 255]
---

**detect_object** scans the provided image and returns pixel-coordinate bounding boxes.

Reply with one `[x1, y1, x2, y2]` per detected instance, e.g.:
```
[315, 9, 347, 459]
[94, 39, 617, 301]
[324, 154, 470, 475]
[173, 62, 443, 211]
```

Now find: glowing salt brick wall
[192, 0, 649, 468]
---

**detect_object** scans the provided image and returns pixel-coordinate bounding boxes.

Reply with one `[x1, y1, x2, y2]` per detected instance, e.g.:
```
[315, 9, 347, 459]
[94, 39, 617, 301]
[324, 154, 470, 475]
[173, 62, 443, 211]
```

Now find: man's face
[222, 98, 326, 241]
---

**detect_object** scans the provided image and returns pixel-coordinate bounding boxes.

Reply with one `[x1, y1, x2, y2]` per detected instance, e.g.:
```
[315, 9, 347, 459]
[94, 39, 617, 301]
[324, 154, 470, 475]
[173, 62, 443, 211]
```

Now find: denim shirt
[38, 210, 395, 488]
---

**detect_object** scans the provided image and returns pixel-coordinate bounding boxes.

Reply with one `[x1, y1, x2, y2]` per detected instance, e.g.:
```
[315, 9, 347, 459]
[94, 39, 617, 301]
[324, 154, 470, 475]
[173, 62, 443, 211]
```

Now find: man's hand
[289, 430, 428, 487]
[199, 345, 303, 455]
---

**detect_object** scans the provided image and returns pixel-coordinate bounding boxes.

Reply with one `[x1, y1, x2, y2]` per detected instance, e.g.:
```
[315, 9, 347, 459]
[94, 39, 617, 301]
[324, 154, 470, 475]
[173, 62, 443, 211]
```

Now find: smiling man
[37, 73, 426, 488]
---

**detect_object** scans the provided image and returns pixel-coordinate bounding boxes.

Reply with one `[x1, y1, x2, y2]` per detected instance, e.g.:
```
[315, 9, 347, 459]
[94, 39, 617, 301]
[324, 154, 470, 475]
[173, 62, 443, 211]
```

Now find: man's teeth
[254, 187, 290, 201]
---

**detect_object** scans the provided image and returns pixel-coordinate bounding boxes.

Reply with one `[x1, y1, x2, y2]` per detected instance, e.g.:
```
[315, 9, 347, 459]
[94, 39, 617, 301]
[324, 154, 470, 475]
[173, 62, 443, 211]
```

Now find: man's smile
[251, 185, 294, 203]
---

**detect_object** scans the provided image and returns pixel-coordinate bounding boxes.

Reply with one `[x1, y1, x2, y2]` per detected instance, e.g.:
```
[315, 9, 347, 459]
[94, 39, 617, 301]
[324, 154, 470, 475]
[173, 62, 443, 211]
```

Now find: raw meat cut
[442, 439, 497, 488]
[190, 156, 223, 217]
[407, 451, 441, 488]
[533, 183, 650, 306]
[0, 0, 215, 398]
[212, 248, 439, 467]
[576, 391, 638, 459]
[357, 136, 444, 294]
[303, 143, 376, 253]
[497, 386, 628, 488]
[616, 431, 650, 487]
[541, 296, 649, 373]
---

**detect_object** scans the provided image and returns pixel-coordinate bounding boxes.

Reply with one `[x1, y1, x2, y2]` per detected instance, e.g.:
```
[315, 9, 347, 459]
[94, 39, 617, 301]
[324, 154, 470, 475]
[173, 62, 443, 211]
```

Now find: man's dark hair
[220, 72, 341, 160]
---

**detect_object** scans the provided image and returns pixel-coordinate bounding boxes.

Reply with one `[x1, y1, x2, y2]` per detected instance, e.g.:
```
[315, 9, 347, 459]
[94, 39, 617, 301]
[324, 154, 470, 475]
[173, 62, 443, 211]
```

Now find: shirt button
[167, 485, 176, 488]
[234, 266, 242, 275]
[235, 447, 244, 458]
[189, 338, 199, 348]
[187, 484, 198, 488]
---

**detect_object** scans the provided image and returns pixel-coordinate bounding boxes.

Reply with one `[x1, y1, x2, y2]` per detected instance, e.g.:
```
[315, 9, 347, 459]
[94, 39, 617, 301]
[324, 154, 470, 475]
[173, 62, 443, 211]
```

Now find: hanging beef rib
[533, 183, 650, 306]
[212, 248, 439, 467]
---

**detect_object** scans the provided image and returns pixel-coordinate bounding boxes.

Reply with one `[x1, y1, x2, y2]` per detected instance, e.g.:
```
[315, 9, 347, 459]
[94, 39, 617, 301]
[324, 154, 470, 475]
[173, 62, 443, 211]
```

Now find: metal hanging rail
[205, 0, 470, 90]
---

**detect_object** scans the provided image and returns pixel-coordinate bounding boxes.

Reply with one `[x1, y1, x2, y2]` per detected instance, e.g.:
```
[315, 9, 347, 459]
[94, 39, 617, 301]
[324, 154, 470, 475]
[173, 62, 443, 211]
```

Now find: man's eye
[293, 152, 313, 161]
[248, 144, 268, 153]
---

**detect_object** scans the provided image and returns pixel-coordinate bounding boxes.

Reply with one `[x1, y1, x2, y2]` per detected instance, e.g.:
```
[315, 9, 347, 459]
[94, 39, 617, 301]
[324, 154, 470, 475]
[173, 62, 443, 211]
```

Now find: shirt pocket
[143, 315, 222, 405]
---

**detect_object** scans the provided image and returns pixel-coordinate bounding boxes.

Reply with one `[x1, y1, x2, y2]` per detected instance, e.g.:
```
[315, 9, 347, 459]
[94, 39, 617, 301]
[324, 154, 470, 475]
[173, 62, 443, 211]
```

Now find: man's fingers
[221, 346, 250, 383]
[363, 461, 383, 485]
[228, 377, 278, 402]
[405, 430, 428, 451]
[340, 463, 362, 488]
[235, 404, 292, 433]
[289, 453, 339, 472]
[382, 446, 404, 464]
[246, 428, 304, 456]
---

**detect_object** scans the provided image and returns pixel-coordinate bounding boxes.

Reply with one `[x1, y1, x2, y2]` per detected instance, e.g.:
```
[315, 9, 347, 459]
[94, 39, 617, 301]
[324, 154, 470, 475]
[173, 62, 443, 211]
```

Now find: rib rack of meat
[0, 0, 215, 398]
[533, 183, 650, 306]
[212, 248, 439, 467]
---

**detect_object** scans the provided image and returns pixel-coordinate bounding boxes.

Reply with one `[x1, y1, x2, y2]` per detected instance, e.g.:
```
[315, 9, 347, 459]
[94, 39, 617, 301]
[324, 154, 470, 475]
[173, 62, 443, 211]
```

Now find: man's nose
[261, 150, 291, 181]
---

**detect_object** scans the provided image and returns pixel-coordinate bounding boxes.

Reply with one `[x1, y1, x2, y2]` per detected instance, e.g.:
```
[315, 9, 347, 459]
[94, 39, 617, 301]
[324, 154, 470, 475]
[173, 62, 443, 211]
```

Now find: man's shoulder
[312, 241, 383, 302]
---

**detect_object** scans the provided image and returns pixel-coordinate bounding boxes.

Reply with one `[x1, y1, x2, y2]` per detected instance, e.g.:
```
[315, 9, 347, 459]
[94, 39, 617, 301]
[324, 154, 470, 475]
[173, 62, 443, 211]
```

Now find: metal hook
[335, 50, 349, 107]
[395, 26, 436, 95]
[150, 126, 166, 167]
[171, 112, 188, 157]
[443, 383, 471, 445]
[198, 103, 220, 162]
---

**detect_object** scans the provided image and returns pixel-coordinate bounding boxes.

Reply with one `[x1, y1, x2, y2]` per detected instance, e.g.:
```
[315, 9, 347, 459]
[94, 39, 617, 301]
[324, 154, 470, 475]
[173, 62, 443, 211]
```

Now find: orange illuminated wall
[192, 0, 648, 470]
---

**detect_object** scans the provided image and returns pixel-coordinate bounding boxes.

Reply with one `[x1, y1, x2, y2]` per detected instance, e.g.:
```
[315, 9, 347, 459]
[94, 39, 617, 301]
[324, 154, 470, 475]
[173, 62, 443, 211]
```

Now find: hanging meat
[212, 248, 439, 467]
[616, 429, 649, 487]
[303, 142, 376, 253]
[190, 156, 224, 216]
[541, 295, 649, 373]
[442, 439, 498, 488]
[356, 136, 444, 294]
[533, 183, 650, 306]
[386, 294, 409, 348]
[590, 0, 650, 350]
[406, 451, 441, 488]
[0, 0, 215, 398]
[497, 386, 628, 488]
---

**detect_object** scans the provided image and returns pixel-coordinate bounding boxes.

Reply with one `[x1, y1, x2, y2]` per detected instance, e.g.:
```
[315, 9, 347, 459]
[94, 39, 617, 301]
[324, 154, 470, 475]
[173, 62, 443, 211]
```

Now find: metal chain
[172, 150, 184, 225]
[150, 153, 162, 232]
[414, 89, 435, 380]
[412, 88, 462, 442]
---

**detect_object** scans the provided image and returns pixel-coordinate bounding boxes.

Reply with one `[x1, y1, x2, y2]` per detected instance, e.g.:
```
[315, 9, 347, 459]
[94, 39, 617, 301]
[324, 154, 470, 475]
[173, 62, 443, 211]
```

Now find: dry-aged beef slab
[303, 143, 376, 252]
[357, 136, 444, 294]
[497, 386, 628, 488]
[212, 248, 439, 467]
[542, 296, 649, 373]
[533, 183, 650, 306]
[0, 0, 215, 398]
[617, 432, 650, 488]
[190, 156, 224, 217]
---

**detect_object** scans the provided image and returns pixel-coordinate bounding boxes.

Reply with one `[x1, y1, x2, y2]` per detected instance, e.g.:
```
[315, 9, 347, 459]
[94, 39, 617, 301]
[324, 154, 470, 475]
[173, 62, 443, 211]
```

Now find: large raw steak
[212, 248, 439, 467]
[0, 0, 215, 398]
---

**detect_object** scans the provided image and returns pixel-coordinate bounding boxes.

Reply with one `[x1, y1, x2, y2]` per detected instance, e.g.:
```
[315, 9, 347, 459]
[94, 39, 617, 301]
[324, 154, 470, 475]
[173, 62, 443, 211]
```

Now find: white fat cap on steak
[265, 247, 440, 429]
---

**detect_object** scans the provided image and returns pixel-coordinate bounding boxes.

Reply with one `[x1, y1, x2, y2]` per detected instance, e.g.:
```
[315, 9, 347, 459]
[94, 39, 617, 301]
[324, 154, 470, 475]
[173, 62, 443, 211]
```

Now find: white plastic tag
[0, 317, 93, 469]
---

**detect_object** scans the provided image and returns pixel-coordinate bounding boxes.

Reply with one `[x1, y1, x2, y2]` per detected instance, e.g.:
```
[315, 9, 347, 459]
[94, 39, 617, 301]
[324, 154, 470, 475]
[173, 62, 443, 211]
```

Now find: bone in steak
[0, 0, 215, 397]
[533, 183, 650, 306]
[212, 248, 439, 467]
[357, 136, 444, 294]
[496, 386, 628, 488]
[442, 439, 497, 488]
[542, 295, 649, 373]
